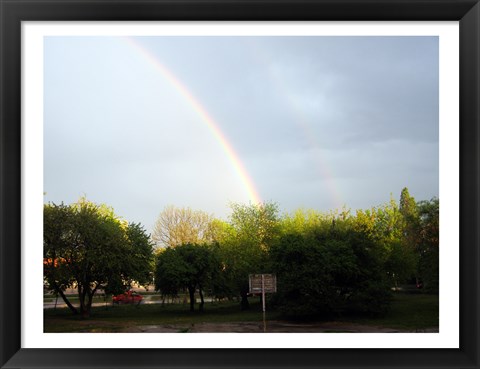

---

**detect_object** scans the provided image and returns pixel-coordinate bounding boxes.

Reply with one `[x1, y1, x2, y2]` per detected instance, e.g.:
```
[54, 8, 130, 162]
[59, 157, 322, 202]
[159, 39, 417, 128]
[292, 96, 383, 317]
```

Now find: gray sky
[44, 36, 439, 232]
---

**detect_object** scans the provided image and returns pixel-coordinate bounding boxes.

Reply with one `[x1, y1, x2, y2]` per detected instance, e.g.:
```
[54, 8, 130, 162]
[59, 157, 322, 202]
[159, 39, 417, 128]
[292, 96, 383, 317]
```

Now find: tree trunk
[85, 291, 94, 316]
[79, 285, 93, 318]
[240, 291, 249, 311]
[53, 284, 78, 315]
[188, 286, 195, 312]
[198, 286, 204, 312]
[79, 285, 88, 318]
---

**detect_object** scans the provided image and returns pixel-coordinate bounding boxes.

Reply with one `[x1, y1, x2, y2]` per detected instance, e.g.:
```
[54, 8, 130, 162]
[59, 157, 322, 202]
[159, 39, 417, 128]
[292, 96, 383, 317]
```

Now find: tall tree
[229, 201, 280, 250]
[152, 205, 214, 248]
[44, 198, 154, 317]
[399, 187, 420, 243]
[396, 188, 420, 286]
[223, 202, 280, 309]
[352, 195, 417, 289]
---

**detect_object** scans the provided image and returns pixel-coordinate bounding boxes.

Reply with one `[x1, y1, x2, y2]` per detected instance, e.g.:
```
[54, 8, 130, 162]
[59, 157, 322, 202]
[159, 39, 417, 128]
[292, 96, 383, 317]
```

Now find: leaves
[44, 198, 154, 317]
[270, 223, 392, 318]
[155, 243, 219, 311]
[152, 205, 215, 248]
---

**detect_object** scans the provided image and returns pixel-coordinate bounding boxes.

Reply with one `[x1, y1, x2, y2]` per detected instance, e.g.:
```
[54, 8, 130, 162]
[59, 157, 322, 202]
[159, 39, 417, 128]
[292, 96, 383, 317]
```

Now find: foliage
[223, 202, 280, 309]
[229, 201, 280, 250]
[48, 187, 439, 321]
[44, 198, 154, 317]
[416, 198, 439, 292]
[270, 217, 392, 318]
[151, 205, 215, 248]
[154, 243, 220, 311]
[151, 190, 437, 318]
[353, 191, 418, 288]
[384, 240, 417, 289]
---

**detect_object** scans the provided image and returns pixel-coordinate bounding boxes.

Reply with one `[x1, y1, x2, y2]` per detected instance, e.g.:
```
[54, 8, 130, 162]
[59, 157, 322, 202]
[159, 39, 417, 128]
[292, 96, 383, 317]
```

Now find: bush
[270, 228, 392, 319]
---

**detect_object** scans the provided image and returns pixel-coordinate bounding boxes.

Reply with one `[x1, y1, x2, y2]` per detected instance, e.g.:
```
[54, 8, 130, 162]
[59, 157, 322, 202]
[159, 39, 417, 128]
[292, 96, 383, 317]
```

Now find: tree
[399, 188, 420, 248]
[123, 222, 156, 287]
[43, 203, 78, 312]
[354, 195, 417, 289]
[204, 218, 235, 244]
[384, 240, 417, 290]
[280, 208, 330, 236]
[44, 198, 154, 317]
[396, 188, 425, 287]
[223, 202, 280, 310]
[155, 243, 219, 312]
[229, 202, 280, 251]
[416, 197, 439, 292]
[152, 205, 215, 248]
[270, 216, 392, 318]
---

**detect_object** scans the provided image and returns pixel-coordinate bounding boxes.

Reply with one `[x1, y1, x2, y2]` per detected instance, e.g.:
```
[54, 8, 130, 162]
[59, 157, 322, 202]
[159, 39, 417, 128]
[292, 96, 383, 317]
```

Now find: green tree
[204, 218, 235, 244]
[153, 248, 183, 301]
[280, 208, 332, 237]
[396, 188, 424, 287]
[373, 197, 403, 244]
[399, 188, 420, 248]
[400, 188, 418, 221]
[229, 202, 280, 250]
[155, 243, 219, 312]
[225, 202, 280, 310]
[270, 217, 392, 318]
[43, 203, 78, 312]
[384, 240, 417, 290]
[44, 198, 154, 317]
[357, 195, 416, 288]
[416, 197, 439, 292]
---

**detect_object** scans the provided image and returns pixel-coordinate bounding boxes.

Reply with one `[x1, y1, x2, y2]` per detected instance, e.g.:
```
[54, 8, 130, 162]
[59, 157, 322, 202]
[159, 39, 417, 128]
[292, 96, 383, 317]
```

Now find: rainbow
[247, 38, 343, 210]
[123, 37, 262, 205]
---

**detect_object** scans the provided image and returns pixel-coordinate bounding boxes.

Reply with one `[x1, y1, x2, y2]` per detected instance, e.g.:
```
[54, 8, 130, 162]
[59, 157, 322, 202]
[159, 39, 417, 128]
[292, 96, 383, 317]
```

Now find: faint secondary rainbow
[123, 37, 262, 205]
[247, 38, 344, 210]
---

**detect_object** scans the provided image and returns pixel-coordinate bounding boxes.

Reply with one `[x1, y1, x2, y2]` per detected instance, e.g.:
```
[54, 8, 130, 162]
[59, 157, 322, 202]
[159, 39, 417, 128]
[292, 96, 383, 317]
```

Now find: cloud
[44, 36, 439, 228]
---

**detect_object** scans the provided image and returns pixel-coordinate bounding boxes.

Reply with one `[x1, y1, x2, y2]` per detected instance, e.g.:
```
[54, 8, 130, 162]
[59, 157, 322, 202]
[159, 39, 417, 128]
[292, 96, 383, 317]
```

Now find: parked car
[112, 290, 143, 305]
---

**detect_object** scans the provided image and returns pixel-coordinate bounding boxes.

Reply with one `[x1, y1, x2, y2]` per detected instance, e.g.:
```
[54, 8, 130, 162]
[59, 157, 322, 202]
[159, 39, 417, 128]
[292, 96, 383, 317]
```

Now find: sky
[44, 36, 439, 232]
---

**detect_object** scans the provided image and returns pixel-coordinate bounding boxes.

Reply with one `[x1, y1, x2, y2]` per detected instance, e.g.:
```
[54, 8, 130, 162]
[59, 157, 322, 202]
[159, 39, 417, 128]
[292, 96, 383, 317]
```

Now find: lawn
[44, 292, 438, 333]
[343, 292, 439, 331]
[44, 297, 277, 332]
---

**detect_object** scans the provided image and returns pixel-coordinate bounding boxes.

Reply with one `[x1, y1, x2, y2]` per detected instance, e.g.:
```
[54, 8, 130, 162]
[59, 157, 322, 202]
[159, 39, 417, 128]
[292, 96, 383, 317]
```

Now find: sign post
[249, 274, 277, 332]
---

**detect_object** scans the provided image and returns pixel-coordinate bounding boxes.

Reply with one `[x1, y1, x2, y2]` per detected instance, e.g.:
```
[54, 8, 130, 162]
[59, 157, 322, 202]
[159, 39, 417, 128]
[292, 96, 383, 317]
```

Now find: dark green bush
[269, 228, 392, 319]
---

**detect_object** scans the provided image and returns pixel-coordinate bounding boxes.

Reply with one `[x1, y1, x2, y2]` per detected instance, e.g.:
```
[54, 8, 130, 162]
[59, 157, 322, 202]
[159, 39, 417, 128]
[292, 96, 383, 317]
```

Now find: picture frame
[1, 0, 479, 368]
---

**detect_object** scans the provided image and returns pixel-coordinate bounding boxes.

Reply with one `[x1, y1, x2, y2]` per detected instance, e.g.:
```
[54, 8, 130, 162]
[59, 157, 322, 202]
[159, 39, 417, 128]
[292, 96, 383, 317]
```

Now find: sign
[249, 274, 277, 332]
[249, 274, 277, 294]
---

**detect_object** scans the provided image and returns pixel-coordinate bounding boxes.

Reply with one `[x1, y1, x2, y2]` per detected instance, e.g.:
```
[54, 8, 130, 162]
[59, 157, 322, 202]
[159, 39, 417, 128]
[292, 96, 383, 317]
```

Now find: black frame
[1, 1, 479, 368]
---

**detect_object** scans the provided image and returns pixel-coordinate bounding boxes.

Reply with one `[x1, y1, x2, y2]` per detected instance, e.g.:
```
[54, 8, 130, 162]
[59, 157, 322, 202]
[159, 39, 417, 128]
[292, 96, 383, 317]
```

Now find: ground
[120, 321, 438, 333]
[44, 292, 439, 333]
[45, 318, 438, 333]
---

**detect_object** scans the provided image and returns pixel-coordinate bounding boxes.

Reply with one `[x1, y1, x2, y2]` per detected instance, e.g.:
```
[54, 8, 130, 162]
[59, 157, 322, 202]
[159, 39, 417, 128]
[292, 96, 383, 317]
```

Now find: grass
[345, 292, 439, 331]
[44, 293, 438, 333]
[44, 297, 276, 332]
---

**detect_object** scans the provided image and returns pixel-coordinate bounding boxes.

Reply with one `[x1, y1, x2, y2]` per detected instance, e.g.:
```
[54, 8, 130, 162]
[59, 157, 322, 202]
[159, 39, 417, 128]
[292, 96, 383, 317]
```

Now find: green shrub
[270, 228, 392, 319]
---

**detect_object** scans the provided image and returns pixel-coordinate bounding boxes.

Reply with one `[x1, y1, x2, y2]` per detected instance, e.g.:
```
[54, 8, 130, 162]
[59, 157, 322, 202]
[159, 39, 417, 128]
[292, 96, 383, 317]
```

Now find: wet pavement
[119, 321, 439, 333]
